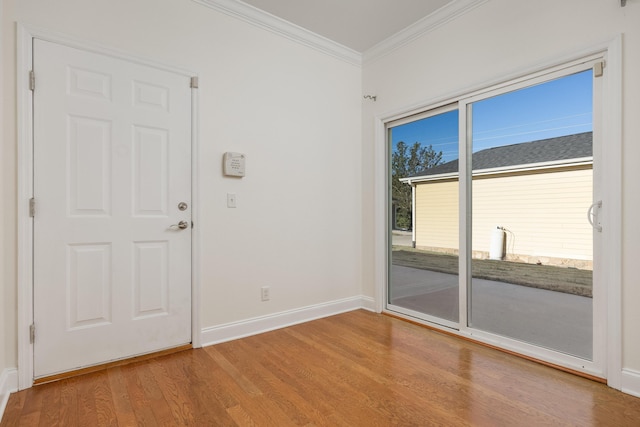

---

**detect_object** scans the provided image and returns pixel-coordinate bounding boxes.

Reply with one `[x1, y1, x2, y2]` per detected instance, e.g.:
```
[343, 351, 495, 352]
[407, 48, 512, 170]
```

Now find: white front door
[32, 39, 193, 378]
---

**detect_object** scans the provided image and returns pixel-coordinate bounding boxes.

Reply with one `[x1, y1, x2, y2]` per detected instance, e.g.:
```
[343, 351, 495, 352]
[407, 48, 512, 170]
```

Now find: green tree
[392, 141, 443, 230]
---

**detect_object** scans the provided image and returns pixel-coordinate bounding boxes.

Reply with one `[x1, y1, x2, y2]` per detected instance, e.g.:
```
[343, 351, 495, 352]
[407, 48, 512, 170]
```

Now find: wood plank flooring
[2, 310, 640, 426]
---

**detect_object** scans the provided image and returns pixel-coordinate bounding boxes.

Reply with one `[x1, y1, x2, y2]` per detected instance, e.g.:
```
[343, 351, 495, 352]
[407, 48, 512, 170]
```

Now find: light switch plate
[227, 193, 236, 208]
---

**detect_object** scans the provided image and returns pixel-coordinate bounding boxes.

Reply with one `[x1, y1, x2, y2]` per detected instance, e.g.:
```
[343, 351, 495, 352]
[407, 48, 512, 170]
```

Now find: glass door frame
[386, 103, 460, 330]
[379, 50, 617, 380]
[457, 58, 605, 377]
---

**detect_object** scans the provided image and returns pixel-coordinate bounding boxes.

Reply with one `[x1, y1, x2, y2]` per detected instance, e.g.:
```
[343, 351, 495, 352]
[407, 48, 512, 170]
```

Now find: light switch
[227, 193, 236, 208]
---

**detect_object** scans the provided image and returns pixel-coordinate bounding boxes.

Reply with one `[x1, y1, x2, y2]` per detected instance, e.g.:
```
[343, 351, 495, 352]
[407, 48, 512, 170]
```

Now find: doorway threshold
[33, 344, 192, 386]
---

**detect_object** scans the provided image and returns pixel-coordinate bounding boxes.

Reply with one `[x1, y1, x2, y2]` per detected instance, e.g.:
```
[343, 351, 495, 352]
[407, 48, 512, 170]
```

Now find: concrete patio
[390, 265, 592, 359]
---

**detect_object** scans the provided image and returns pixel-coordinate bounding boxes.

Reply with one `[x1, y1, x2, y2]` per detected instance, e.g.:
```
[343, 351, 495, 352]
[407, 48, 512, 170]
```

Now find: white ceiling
[239, 0, 454, 52]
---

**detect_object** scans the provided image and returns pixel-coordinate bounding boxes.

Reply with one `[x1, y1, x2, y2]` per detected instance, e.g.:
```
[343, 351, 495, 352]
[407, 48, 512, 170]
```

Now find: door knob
[170, 220, 189, 230]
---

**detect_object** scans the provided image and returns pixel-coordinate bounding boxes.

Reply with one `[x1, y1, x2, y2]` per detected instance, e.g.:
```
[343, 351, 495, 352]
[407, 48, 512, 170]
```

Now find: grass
[392, 246, 593, 298]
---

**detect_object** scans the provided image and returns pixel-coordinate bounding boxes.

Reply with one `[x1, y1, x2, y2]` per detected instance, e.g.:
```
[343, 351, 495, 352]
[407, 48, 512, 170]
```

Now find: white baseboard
[0, 368, 18, 421]
[621, 368, 640, 398]
[201, 295, 371, 346]
[360, 295, 376, 312]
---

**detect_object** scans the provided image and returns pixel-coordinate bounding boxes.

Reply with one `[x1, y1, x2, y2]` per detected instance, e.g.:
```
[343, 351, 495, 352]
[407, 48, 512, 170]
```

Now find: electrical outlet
[261, 286, 270, 301]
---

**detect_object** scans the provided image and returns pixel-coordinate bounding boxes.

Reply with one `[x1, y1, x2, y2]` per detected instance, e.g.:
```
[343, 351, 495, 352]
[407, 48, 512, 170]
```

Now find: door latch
[169, 220, 189, 230]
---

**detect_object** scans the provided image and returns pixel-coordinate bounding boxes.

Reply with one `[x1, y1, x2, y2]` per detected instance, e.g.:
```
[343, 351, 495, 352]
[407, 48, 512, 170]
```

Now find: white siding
[415, 180, 458, 253]
[472, 168, 593, 264]
[414, 167, 593, 267]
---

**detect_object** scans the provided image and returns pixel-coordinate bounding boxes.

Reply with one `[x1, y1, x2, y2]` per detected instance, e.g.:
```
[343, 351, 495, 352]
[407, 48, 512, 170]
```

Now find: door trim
[17, 24, 201, 390]
[373, 35, 622, 387]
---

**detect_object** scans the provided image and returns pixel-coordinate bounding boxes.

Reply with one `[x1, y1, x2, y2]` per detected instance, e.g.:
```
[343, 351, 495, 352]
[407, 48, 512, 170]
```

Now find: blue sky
[391, 69, 593, 164]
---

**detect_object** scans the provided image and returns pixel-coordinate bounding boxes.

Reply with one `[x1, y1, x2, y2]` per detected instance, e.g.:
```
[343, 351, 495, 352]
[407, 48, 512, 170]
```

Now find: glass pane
[389, 109, 459, 323]
[469, 70, 593, 359]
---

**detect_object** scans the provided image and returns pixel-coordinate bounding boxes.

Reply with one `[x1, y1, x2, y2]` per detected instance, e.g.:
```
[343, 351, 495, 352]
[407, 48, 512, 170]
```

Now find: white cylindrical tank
[489, 226, 506, 260]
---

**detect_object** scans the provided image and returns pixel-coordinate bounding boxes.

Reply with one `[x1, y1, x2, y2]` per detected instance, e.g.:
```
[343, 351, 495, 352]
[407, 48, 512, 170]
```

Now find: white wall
[1, 0, 13, 381]
[0, 0, 6, 377]
[1, 0, 362, 372]
[362, 0, 640, 372]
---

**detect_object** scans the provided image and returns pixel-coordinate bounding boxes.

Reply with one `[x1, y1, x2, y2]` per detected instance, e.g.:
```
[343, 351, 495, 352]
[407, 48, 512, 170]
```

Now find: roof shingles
[408, 132, 593, 178]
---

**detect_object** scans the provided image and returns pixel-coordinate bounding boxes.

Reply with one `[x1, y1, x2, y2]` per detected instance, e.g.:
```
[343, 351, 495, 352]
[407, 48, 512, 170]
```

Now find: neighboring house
[401, 132, 594, 269]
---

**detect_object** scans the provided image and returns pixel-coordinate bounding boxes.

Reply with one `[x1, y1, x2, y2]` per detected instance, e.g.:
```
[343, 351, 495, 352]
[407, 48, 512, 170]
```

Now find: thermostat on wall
[223, 152, 246, 177]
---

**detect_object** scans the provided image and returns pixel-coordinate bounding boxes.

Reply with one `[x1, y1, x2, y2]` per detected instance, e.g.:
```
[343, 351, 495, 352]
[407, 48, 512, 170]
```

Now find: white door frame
[16, 24, 201, 390]
[373, 36, 622, 388]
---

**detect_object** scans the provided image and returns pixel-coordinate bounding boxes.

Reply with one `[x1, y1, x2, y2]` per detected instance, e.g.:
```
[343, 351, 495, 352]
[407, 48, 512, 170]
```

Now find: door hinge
[29, 198, 36, 217]
[594, 61, 605, 78]
[29, 70, 35, 91]
[30, 324, 36, 344]
[190, 76, 199, 89]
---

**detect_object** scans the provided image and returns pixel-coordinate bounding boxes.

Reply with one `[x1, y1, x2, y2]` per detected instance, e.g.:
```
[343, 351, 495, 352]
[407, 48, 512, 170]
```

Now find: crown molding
[192, 0, 488, 68]
[192, 0, 362, 66]
[363, 0, 489, 64]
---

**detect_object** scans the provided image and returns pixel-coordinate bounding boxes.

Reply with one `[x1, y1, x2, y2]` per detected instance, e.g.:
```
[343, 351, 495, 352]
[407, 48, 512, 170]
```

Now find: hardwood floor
[3, 310, 640, 426]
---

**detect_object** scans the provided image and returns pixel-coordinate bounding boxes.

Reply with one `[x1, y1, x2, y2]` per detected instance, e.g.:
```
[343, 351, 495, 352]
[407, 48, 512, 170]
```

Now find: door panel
[69, 116, 112, 215]
[68, 243, 112, 328]
[468, 70, 594, 359]
[134, 126, 170, 216]
[133, 241, 169, 318]
[33, 39, 192, 378]
[388, 108, 460, 326]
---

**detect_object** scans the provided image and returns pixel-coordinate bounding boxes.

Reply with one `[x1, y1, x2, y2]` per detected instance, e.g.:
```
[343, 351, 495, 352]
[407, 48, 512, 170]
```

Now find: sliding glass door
[467, 69, 595, 359]
[387, 59, 602, 370]
[388, 107, 459, 326]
